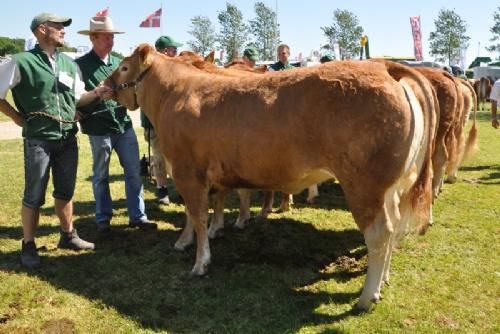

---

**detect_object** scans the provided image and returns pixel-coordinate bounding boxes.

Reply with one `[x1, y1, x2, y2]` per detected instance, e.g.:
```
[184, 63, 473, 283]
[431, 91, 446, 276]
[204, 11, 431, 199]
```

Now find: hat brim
[52, 18, 72, 27]
[78, 29, 125, 35]
[167, 42, 183, 47]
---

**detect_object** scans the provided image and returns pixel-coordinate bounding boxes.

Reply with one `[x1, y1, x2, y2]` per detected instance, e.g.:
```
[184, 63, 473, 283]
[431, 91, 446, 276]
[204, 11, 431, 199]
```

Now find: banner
[410, 16, 423, 61]
[139, 8, 162, 28]
[95, 7, 109, 17]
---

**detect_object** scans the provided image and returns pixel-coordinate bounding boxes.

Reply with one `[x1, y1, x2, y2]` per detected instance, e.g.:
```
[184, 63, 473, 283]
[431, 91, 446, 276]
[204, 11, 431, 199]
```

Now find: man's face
[91, 33, 114, 55]
[243, 57, 256, 68]
[278, 47, 290, 63]
[159, 46, 178, 57]
[39, 22, 65, 47]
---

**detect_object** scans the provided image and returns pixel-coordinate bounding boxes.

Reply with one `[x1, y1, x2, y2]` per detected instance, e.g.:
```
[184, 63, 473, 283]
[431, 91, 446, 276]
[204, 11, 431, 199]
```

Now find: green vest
[270, 61, 295, 71]
[11, 45, 78, 140]
[76, 50, 131, 135]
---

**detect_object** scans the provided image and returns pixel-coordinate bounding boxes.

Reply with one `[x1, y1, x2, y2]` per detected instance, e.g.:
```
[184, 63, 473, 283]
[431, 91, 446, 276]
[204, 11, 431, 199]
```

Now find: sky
[1, 0, 499, 67]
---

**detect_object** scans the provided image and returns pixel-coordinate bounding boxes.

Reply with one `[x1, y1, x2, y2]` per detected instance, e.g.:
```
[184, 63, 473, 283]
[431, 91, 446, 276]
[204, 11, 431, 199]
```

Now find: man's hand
[94, 85, 114, 100]
[493, 118, 499, 129]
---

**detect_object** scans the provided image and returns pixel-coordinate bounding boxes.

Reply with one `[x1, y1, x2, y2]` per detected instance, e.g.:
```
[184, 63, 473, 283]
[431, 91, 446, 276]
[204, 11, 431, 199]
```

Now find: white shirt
[489, 79, 500, 102]
[0, 51, 86, 102]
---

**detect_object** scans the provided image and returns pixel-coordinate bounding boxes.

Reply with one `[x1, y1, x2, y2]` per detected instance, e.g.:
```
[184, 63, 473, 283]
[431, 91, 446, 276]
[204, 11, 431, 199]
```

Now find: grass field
[0, 114, 498, 333]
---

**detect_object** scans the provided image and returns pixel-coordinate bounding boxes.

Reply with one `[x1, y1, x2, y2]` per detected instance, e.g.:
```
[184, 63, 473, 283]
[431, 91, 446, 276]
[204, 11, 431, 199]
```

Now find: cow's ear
[137, 43, 155, 67]
[205, 51, 215, 64]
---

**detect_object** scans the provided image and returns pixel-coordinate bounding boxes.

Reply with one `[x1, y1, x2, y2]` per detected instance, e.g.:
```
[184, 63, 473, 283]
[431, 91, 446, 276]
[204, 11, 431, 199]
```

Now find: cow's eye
[121, 66, 128, 72]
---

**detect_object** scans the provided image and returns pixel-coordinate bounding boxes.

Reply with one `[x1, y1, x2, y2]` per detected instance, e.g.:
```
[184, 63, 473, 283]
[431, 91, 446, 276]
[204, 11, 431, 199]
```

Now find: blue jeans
[88, 127, 147, 223]
[23, 137, 78, 208]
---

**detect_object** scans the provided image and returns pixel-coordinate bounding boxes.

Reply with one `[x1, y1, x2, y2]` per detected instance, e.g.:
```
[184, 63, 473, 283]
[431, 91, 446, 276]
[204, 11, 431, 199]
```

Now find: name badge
[59, 71, 74, 88]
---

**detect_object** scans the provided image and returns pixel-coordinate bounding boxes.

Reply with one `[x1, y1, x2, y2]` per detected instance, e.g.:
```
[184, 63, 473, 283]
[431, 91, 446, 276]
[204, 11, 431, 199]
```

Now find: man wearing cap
[0, 13, 111, 268]
[269, 44, 295, 71]
[140, 35, 183, 204]
[76, 16, 157, 233]
[242, 47, 259, 68]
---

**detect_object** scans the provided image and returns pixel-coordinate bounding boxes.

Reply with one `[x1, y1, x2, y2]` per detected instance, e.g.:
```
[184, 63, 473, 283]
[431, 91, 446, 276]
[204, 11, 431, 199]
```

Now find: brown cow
[107, 44, 436, 310]
[473, 76, 492, 111]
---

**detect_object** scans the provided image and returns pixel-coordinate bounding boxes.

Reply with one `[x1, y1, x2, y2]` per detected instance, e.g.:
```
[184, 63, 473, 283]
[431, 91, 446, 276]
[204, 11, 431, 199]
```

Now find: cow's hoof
[190, 264, 208, 276]
[174, 241, 189, 251]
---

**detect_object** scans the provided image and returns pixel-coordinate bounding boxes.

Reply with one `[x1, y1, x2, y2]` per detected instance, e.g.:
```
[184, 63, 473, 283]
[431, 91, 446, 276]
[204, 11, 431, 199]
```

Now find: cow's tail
[461, 79, 479, 160]
[375, 60, 437, 235]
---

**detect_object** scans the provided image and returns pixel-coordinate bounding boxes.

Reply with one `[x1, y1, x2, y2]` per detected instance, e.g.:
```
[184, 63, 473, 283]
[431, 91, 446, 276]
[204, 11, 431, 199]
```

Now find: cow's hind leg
[306, 184, 319, 204]
[208, 191, 226, 238]
[174, 213, 194, 251]
[234, 189, 252, 229]
[256, 191, 274, 218]
[357, 209, 393, 311]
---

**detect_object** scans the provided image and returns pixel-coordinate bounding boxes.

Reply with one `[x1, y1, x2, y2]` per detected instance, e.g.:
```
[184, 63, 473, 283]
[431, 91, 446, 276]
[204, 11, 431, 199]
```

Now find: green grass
[0, 116, 499, 333]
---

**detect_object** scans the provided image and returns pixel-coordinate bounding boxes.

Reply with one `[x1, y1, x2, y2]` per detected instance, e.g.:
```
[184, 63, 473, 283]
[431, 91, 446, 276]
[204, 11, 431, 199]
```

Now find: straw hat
[78, 16, 124, 35]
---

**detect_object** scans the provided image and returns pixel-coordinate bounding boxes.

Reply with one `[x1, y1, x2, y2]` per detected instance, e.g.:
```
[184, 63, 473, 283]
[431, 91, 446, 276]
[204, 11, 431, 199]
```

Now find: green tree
[217, 3, 248, 62]
[187, 15, 216, 56]
[321, 9, 363, 60]
[429, 9, 470, 65]
[486, 6, 500, 59]
[248, 2, 279, 61]
[0, 37, 24, 56]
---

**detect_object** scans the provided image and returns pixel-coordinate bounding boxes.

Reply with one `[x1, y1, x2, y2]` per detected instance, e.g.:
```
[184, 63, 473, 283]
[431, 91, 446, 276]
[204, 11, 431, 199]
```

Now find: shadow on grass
[460, 164, 500, 184]
[0, 213, 366, 333]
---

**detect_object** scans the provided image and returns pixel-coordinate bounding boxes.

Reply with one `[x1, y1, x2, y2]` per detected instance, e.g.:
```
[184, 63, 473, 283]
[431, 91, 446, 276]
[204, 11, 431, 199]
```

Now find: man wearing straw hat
[76, 16, 157, 233]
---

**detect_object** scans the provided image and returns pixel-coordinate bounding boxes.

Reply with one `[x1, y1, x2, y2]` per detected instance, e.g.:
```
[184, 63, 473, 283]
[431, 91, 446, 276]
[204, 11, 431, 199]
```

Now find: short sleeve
[0, 57, 21, 99]
[489, 81, 500, 102]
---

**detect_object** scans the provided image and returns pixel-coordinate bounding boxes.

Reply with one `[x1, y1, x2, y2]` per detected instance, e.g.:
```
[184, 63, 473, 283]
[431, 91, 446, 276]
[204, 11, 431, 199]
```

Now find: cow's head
[105, 43, 155, 110]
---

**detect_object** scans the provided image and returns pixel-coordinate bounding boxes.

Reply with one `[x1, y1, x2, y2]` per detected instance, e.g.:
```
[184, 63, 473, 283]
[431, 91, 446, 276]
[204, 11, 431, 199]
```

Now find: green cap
[243, 47, 259, 61]
[30, 12, 72, 32]
[155, 35, 183, 50]
[320, 54, 334, 63]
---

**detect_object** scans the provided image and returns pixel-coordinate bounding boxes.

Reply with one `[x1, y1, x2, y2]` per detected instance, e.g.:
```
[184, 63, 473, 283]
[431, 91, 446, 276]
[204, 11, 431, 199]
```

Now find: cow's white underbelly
[278, 169, 334, 194]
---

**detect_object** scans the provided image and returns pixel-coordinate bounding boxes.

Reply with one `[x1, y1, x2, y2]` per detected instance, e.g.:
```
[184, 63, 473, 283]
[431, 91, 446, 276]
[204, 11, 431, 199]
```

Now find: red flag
[410, 16, 423, 61]
[95, 7, 109, 17]
[139, 8, 162, 28]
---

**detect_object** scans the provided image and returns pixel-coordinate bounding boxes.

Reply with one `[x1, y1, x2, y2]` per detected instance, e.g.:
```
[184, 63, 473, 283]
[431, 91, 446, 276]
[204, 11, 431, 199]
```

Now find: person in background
[0, 12, 109, 268]
[489, 78, 500, 129]
[320, 54, 334, 64]
[140, 35, 183, 204]
[269, 43, 295, 71]
[76, 16, 157, 233]
[242, 47, 259, 68]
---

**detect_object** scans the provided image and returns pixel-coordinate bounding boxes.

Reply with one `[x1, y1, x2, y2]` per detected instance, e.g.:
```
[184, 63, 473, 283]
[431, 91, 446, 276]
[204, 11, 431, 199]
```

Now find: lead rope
[25, 105, 122, 124]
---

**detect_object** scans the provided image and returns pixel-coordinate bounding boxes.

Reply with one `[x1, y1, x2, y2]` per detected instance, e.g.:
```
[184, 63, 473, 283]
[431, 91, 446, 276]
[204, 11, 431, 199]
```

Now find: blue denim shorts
[23, 137, 78, 208]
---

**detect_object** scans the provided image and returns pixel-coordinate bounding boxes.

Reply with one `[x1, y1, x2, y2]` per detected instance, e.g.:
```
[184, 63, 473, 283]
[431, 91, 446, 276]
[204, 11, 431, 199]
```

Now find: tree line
[188, 4, 500, 65]
[2, 5, 499, 65]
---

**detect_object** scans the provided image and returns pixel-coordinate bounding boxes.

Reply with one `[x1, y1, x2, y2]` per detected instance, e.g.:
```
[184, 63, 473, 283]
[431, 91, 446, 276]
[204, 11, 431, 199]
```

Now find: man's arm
[0, 99, 24, 126]
[76, 85, 113, 107]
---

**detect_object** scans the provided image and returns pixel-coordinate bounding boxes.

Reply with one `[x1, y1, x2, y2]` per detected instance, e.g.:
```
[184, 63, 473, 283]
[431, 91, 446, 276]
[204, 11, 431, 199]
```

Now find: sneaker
[20, 240, 40, 269]
[156, 187, 170, 205]
[58, 229, 95, 251]
[96, 221, 111, 234]
[129, 219, 158, 230]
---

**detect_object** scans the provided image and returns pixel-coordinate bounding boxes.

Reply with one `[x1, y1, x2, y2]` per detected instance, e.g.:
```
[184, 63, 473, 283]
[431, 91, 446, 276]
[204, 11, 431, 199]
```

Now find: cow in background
[473, 76, 492, 110]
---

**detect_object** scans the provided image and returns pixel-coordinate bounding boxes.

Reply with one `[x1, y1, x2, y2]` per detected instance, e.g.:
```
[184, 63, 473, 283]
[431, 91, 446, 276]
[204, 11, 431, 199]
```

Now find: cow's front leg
[178, 183, 211, 276]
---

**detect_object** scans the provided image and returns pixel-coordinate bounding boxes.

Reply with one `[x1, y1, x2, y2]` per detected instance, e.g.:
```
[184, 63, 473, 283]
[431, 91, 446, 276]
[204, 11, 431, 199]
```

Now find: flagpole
[160, 2, 164, 35]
